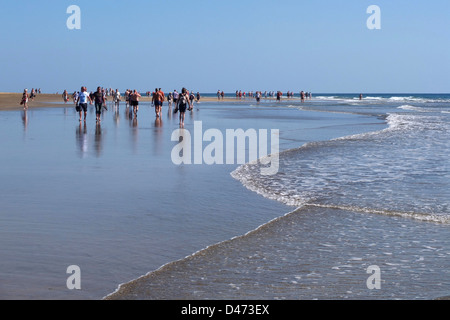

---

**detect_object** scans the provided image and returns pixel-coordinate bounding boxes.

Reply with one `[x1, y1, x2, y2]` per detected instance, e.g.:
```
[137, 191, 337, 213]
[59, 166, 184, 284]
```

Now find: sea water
[0, 95, 449, 300]
[107, 94, 450, 300]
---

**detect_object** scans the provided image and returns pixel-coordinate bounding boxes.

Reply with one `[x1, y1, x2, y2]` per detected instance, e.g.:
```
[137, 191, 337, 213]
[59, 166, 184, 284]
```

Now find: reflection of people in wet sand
[21, 110, 28, 131]
[94, 122, 103, 157]
[76, 122, 88, 158]
[114, 104, 120, 126]
[154, 117, 162, 128]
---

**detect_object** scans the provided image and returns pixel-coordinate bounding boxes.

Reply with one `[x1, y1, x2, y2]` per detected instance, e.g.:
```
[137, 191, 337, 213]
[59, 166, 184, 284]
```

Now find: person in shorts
[176, 88, 191, 127]
[130, 90, 141, 116]
[76, 86, 92, 122]
[152, 88, 164, 118]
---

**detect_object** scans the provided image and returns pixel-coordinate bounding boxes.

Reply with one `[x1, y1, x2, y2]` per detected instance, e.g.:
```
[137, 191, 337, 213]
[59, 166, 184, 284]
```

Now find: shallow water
[107, 206, 449, 300]
[1, 96, 448, 300]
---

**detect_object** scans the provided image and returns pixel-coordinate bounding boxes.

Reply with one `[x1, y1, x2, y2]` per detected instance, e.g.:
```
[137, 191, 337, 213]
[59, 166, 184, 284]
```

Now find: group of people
[124, 89, 142, 116]
[65, 87, 118, 122]
[233, 90, 313, 102]
[20, 88, 41, 109]
[64, 86, 196, 126]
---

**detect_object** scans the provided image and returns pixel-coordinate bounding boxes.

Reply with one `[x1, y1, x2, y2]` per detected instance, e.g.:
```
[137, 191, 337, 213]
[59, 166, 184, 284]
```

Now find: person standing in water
[114, 89, 121, 108]
[152, 88, 163, 118]
[130, 90, 141, 116]
[76, 86, 92, 122]
[177, 88, 191, 127]
[93, 86, 106, 122]
[189, 90, 195, 110]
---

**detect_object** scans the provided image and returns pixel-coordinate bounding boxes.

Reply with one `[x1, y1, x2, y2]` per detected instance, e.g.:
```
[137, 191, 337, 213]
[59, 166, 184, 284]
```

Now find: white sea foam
[397, 105, 432, 112]
[231, 107, 450, 225]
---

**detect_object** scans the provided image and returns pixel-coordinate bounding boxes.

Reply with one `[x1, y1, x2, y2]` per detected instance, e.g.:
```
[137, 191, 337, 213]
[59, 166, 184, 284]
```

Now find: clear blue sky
[1, 0, 449, 93]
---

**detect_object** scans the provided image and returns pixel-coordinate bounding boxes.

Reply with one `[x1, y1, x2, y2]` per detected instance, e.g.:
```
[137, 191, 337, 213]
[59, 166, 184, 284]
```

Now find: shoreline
[0, 92, 285, 111]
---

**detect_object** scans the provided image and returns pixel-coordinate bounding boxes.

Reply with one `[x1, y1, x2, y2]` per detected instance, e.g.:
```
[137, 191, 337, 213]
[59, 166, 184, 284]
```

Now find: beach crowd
[20, 86, 312, 126]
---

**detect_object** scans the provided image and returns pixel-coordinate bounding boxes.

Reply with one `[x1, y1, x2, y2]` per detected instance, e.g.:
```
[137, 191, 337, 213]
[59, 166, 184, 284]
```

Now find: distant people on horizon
[256, 91, 261, 103]
[114, 89, 121, 108]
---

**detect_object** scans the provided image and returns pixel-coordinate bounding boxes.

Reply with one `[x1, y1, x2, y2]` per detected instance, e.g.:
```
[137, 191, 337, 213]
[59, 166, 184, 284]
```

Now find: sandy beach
[0, 93, 67, 111]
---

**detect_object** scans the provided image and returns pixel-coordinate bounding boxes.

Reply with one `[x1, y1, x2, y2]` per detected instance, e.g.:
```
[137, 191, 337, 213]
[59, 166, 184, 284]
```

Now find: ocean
[0, 94, 449, 300]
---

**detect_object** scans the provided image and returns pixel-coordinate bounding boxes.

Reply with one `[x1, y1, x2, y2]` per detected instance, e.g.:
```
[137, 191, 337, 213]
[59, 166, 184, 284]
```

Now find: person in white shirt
[114, 89, 121, 108]
[76, 86, 92, 122]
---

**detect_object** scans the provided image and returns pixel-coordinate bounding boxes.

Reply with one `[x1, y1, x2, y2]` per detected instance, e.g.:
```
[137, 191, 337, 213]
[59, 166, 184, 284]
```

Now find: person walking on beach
[93, 86, 106, 122]
[72, 91, 78, 105]
[152, 88, 163, 118]
[167, 92, 173, 108]
[62, 90, 69, 103]
[113, 89, 121, 108]
[196, 92, 200, 102]
[159, 88, 165, 115]
[173, 90, 179, 106]
[256, 91, 261, 104]
[159, 88, 165, 103]
[130, 90, 141, 116]
[276, 91, 282, 102]
[76, 86, 92, 122]
[176, 88, 191, 127]
[20, 89, 29, 109]
[189, 90, 195, 109]
[125, 89, 130, 108]
[30, 89, 36, 101]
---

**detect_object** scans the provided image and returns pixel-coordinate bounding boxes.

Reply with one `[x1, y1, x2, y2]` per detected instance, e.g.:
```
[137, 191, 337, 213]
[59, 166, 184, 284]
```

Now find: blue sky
[1, 0, 449, 93]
